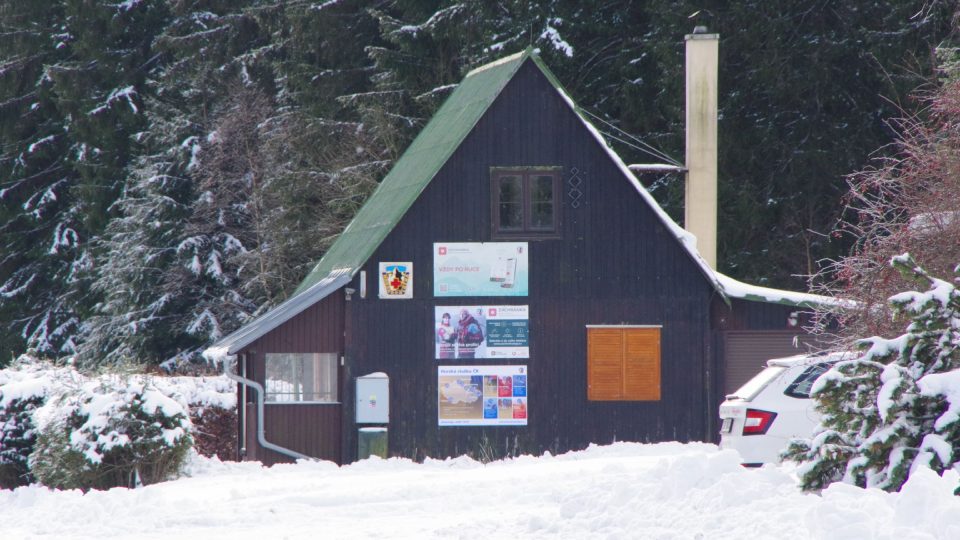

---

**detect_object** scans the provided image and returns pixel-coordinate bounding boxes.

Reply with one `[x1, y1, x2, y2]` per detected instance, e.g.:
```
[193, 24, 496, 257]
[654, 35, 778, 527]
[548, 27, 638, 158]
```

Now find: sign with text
[434, 305, 529, 360]
[433, 242, 528, 297]
[438, 365, 528, 426]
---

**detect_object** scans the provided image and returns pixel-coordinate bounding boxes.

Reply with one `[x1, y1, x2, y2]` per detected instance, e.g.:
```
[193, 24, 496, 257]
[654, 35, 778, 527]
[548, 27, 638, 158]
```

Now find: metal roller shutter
[724, 331, 823, 394]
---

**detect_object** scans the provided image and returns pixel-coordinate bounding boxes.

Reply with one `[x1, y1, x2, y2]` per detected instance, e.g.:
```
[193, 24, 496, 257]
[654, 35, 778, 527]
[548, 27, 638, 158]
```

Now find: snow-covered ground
[2, 442, 959, 540]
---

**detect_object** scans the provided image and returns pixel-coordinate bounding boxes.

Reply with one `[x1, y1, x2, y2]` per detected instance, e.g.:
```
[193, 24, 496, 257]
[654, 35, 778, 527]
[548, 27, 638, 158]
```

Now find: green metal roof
[290, 48, 833, 309]
[294, 49, 532, 295]
[205, 48, 837, 360]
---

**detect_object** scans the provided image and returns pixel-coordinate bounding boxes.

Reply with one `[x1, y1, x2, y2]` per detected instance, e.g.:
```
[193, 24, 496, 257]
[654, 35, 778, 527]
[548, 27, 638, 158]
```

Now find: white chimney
[684, 27, 719, 268]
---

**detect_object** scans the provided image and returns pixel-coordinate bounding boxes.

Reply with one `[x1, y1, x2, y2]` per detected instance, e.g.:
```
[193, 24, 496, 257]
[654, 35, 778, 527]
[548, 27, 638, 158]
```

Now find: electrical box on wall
[356, 372, 389, 424]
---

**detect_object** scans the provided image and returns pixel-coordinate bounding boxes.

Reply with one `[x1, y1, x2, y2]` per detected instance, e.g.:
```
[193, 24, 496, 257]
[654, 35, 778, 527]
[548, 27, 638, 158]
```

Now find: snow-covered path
[2, 442, 958, 539]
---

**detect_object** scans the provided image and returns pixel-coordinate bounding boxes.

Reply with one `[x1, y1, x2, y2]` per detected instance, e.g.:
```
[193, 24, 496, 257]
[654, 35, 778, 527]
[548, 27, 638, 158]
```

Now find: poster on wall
[379, 262, 412, 299]
[435, 305, 529, 359]
[433, 242, 528, 297]
[438, 365, 528, 426]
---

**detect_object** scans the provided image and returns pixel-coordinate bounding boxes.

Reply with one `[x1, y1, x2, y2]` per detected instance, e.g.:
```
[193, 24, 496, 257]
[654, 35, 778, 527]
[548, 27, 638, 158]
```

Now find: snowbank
[1, 442, 958, 539]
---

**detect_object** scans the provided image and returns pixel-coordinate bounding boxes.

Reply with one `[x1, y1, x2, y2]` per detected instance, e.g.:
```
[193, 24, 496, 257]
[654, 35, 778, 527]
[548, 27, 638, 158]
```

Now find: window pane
[530, 175, 555, 230]
[530, 175, 554, 203]
[497, 176, 523, 230]
[784, 363, 831, 399]
[499, 202, 523, 229]
[530, 202, 553, 229]
[265, 354, 296, 402]
[265, 353, 338, 403]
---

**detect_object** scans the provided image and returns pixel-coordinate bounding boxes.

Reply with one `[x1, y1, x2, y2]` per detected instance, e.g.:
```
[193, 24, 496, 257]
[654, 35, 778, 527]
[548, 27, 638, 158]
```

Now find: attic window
[491, 168, 561, 238]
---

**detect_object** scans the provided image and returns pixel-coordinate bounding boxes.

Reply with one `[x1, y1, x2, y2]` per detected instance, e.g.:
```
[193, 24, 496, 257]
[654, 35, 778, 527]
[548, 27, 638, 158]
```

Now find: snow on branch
[0, 275, 35, 299]
[88, 86, 139, 116]
[540, 19, 573, 57]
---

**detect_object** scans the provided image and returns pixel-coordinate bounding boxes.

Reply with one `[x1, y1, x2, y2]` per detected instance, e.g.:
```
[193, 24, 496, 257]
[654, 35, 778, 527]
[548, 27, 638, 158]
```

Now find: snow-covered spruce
[0, 359, 80, 488]
[29, 375, 193, 490]
[785, 253, 960, 492]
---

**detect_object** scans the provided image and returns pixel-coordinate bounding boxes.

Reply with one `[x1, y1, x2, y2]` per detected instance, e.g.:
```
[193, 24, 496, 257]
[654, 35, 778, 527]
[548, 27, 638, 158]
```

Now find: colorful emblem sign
[433, 242, 528, 297]
[438, 365, 528, 426]
[435, 305, 529, 360]
[379, 262, 412, 299]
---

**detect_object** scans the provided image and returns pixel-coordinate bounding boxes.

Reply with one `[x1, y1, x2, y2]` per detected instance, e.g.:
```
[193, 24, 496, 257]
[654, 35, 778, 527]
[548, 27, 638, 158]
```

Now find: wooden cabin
[205, 49, 832, 465]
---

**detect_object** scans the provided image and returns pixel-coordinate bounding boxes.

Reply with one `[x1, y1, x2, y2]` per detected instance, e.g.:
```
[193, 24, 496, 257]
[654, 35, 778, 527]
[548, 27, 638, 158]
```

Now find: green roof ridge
[293, 49, 532, 295]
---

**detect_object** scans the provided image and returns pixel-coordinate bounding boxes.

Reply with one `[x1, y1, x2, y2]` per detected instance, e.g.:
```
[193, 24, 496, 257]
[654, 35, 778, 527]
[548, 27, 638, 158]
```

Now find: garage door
[724, 331, 824, 394]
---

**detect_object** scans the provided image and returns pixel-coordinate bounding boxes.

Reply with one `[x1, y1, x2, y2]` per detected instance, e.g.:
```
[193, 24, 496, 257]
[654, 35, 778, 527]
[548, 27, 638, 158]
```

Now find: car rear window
[783, 363, 831, 399]
[727, 366, 787, 401]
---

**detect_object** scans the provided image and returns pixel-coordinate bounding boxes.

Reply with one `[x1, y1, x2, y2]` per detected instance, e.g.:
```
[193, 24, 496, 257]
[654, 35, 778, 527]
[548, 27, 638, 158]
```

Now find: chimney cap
[685, 28, 719, 41]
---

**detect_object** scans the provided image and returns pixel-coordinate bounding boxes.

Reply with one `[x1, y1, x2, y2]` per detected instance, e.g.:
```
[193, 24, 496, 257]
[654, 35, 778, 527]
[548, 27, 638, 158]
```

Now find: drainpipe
[685, 26, 719, 269]
[223, 353, 314, 462]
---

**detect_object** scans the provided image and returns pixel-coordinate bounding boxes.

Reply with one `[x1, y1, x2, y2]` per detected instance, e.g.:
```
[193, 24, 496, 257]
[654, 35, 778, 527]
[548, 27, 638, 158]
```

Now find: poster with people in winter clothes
[434, 306, 529, 359]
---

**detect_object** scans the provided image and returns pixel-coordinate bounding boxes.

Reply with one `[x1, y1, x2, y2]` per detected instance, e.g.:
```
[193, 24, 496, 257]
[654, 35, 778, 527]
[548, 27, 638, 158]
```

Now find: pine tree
[78, 1, 273, 367]
[0, 0, 167, 361]
[786, 254, 960, 492]
[0, 0, 72, 362]
[81, 1, 381, 367]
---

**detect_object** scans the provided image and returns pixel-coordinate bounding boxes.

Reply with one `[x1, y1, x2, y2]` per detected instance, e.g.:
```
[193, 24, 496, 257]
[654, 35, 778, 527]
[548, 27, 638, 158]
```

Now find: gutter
[223, 352, 314, 462]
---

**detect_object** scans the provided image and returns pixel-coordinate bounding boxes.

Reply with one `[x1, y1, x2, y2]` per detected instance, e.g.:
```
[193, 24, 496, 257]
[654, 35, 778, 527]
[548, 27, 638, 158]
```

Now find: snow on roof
[549, 81, 727, 296]
[713, 272, 845, 308]
[766, 351, 852, 368]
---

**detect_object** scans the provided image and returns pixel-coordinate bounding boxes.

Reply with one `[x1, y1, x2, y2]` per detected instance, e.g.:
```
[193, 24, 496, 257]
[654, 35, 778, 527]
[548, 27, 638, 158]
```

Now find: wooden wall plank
[341, 60, 716, 461]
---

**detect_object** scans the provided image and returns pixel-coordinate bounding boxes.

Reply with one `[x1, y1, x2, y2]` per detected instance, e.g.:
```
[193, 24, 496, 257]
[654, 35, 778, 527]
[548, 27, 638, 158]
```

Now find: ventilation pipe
[684, 27, 719, 268]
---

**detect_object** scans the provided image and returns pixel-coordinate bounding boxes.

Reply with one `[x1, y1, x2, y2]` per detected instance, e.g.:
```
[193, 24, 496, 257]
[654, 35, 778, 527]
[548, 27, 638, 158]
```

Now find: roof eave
[207, 271, 352, 356]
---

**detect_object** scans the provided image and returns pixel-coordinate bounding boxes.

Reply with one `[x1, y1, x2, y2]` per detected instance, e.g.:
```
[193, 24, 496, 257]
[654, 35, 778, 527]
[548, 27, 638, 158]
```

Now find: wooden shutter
[623, 328, 660, 400]
[588, 327, 661, 401]
[588, 328, 625, 400]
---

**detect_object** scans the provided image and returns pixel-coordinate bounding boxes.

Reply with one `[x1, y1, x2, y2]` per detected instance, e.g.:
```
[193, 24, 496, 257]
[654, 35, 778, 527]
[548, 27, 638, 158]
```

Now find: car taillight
[742, 409, 777, 435]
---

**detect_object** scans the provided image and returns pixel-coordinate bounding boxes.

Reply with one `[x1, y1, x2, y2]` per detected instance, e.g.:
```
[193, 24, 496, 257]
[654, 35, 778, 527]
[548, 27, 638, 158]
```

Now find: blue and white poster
[435, 305, 529, 360]
[433, 242, 528, 297]
[438, 365, 528, 426]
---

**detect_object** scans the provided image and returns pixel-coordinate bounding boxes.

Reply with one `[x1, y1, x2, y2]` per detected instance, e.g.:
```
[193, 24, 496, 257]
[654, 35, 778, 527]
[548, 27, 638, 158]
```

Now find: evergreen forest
[0, 0, 956, 368]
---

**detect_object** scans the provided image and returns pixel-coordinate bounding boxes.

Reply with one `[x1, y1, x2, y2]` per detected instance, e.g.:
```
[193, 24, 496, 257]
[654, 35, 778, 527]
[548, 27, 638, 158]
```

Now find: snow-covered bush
[29, 376, 193, 490]
[0, 360, 79, 488]
[1, 358, 236, 490]
[154, 375, 237, 461]
[786, 254, 960, 492]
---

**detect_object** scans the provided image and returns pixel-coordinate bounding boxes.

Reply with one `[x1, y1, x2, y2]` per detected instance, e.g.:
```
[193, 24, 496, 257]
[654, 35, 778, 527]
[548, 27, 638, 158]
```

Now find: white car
[718, 353, 843, 466]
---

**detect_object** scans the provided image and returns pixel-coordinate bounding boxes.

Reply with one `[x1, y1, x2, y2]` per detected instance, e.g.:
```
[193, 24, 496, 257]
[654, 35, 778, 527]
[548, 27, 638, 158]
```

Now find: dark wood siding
[239, 290, 345, 464]
[712, 297, 814, 332]
[244, 402, 342, 466]
[340, 59, 717, 462]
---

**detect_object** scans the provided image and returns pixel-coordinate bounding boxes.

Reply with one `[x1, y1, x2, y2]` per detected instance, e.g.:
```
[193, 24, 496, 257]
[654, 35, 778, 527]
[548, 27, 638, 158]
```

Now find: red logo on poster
[438, 246, 447, 255]
[488, 308, 497, 316]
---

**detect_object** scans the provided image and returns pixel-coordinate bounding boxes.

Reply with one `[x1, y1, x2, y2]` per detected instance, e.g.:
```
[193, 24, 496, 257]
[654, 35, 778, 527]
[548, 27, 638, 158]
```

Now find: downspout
[223, 353, 314, 462]
[240, 354, 247, 458]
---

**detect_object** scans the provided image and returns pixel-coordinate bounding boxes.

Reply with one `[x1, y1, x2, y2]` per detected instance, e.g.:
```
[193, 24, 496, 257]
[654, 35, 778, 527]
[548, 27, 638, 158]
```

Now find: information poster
[438, 365, 528, 426]
[435, 305, 529, 359]
[434, 242, 528, 297]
